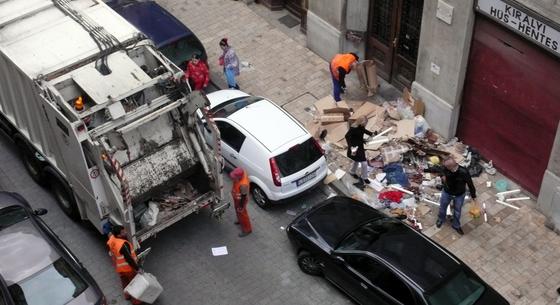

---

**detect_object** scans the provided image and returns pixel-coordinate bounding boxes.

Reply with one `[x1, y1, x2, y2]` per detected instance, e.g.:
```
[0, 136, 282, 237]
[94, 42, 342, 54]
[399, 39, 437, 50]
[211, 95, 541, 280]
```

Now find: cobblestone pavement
[158, 1, 560, 304]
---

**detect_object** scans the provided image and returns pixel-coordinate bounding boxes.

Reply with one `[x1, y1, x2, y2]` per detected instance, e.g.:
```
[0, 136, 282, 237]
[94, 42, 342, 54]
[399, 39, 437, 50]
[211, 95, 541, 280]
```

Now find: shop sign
[477, 0, 560, 57]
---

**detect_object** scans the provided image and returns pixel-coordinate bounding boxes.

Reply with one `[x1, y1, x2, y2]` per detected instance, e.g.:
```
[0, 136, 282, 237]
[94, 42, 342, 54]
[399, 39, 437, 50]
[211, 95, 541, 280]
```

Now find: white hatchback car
[201, 90, 328, 208]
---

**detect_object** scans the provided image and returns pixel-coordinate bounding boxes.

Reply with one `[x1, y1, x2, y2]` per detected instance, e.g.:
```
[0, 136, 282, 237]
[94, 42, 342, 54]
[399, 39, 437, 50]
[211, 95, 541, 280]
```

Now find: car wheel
[17, 142, 45, 185]
[251, 184, 271, 208]
[50, 179, 80, 220]
[297, 250, 323, 276]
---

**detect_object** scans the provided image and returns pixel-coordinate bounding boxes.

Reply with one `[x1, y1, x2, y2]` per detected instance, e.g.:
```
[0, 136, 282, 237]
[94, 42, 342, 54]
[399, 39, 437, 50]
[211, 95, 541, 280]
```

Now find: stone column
[306, 0, 345, 61]
[538, 122, 560, 231]
[411, 0, 476, 139]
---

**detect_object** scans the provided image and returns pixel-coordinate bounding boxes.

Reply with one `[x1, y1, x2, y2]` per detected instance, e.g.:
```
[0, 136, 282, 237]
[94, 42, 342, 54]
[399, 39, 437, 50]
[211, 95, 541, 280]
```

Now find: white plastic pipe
[370, 127, 393, 141]
[505, 197, 530, 202]
[496, 189, 520, 196]
[388, 185, 414, 195]
[496, 200, 520, 210]
[483, 203, 488, 223]
[422, 198, 440, 206]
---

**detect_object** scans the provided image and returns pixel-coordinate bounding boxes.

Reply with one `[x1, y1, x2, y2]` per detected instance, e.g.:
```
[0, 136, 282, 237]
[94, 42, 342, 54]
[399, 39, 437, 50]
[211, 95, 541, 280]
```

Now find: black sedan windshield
[426, 270, 485, 305]
[0, 205, 28, 230]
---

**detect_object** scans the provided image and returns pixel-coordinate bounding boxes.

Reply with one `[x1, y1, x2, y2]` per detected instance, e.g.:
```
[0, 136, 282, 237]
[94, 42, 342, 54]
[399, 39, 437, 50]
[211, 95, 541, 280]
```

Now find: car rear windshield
[211, 96, 262, 118]
[161, 36, 206, 68]
[275, 137, 323, 177]
[426, 270, 485, 305]
[8, 258, 88, 305]
[0, 206, 28, 230]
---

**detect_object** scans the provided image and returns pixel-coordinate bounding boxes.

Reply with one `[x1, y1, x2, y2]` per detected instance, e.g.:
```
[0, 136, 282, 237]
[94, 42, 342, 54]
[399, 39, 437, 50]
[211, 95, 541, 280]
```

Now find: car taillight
[312, 137, 325, 155]
[269, 157, 282, 186]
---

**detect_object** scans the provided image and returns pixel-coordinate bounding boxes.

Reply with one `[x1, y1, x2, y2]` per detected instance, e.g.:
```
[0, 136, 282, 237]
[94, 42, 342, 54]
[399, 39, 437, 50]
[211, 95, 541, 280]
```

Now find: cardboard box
[125, 272, 163, 304]
[355, 60, 378, 96]
[320, 113, 347, 124]
[403, 88, 425, 116]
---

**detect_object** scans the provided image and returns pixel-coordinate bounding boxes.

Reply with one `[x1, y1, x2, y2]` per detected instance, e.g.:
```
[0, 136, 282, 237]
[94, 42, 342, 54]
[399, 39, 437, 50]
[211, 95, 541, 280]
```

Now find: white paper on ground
[335, 169, 346, 179]
[211, 246, 228, 256]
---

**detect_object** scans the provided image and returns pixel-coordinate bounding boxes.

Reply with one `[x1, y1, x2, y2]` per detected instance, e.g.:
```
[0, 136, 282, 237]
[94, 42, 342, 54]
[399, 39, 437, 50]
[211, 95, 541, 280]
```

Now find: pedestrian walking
[218, 38, 240, 89]
[230, 167, 252, 237]
[184, 53, 209, 91]
[345, 116, 373, 184]
[330, 52, 359, 102]
[107, 225, 142, 305]
[428, 157, 478, 235]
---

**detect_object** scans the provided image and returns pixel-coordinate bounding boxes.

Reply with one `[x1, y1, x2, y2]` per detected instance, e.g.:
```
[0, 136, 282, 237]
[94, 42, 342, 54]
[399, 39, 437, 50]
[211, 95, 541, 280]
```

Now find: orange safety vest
[231, 171, 250, 202]
[107, 235, 137, 274]
[330, 53, 357, 80]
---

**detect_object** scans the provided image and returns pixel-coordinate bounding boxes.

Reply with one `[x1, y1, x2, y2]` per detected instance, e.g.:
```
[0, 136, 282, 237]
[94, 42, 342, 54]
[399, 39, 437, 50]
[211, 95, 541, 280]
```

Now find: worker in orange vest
[330, 52, 359, 102]
[230, 167, 252, 237]
[107, 225, 142, 305]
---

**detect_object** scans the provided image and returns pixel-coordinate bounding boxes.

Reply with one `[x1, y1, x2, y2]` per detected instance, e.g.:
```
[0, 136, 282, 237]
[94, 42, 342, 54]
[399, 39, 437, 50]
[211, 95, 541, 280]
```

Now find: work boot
[436, 220, 443, 228]
[454, 227, 464, 235]
[238, 231, 251, 237]
[363, 178, 371, 184]
[350, 173, 359, 179]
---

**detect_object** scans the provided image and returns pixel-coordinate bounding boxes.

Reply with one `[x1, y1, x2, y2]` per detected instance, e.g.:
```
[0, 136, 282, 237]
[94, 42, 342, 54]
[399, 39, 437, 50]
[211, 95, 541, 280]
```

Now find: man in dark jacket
[427, 157, 477, 235]
[345, 116, 373, 184]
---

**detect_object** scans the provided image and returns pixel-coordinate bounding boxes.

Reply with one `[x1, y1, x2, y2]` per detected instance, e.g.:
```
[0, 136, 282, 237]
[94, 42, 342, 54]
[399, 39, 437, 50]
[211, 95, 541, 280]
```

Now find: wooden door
[367, 0, 423, 89]
[367, 0, 399, 80]
[392, 0, 423, 89]
[285, 0, 308, 33]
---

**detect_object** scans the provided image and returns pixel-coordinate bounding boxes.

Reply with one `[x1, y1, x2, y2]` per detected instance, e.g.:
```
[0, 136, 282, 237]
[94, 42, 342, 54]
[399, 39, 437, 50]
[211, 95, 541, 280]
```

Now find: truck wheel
[251, 184, 271, 209]
[17, 141, 45, 185]
[50, 179, 80, 220]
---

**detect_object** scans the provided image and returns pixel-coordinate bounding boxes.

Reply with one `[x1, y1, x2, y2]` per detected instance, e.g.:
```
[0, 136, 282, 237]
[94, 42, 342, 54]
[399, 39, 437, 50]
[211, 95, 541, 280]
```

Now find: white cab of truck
[0, 0, 227, 248]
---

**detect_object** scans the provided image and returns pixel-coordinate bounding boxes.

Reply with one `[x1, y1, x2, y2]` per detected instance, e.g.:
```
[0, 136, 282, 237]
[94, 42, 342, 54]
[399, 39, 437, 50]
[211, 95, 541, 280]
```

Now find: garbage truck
[0, 0, 227, 248]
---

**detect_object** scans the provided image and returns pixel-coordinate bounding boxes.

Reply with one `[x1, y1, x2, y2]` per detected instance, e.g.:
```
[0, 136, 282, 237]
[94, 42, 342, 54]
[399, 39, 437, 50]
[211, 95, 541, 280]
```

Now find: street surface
[1, 1, 560, 305]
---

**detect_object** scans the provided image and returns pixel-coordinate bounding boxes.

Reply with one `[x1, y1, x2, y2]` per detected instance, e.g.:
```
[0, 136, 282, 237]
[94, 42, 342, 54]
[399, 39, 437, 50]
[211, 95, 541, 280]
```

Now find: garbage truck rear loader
[0, 0, 227, 248]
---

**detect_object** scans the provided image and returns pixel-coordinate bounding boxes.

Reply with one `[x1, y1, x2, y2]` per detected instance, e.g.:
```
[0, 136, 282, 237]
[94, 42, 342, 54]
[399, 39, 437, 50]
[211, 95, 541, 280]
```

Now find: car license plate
[296, 170, 317, 187]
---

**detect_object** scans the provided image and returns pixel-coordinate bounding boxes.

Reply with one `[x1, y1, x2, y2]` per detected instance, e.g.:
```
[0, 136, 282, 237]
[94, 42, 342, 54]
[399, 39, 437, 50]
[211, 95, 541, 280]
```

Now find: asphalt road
[0, 130, 352, 305]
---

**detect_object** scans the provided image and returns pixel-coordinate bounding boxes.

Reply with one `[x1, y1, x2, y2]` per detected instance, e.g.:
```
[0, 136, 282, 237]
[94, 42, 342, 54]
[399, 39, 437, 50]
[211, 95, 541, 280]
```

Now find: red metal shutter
[458, 16, 560, 195]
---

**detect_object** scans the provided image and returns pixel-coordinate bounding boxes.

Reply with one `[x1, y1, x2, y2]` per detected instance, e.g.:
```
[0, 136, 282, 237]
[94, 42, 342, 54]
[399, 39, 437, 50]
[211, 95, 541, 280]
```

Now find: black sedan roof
[304, 197, 461, 292]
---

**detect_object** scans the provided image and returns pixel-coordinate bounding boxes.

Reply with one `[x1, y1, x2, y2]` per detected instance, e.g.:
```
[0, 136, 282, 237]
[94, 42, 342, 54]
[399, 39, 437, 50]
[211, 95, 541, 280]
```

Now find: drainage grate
[278, 14, 300, 28]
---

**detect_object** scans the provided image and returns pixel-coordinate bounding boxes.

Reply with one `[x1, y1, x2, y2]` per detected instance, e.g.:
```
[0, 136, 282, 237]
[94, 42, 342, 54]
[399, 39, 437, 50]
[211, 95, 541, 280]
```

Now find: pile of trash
[305, 90, 500, 231]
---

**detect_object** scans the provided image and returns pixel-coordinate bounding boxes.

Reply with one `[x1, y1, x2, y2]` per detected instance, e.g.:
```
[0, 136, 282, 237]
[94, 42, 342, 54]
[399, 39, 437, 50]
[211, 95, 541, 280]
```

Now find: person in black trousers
[345, 116, 373, 184]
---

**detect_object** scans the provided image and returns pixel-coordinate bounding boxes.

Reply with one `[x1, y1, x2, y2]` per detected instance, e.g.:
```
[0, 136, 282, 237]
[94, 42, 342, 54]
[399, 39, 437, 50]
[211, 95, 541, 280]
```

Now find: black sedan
[0, 192, 106, 305]
[287, 196, 509, 305]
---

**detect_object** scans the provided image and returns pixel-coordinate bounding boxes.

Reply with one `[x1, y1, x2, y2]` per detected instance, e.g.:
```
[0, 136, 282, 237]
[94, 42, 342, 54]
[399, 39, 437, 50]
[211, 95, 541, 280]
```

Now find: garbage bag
[140, 202, 159, 227]
[383, 163, 410, 187]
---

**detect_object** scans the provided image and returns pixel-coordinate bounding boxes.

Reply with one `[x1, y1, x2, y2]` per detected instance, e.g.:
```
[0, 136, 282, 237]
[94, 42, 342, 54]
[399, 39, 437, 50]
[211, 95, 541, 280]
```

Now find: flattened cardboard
[305, 120, 322, 139]
[391, 119, 415, 140]
[325, 122, 349, 143]
[350, 102, 383, 121]
[314, 96, 350, 114]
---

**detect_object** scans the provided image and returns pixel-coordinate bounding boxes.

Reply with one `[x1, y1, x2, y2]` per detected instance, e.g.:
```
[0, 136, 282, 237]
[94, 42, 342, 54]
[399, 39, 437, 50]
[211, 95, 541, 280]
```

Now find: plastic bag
[140, 202, 159, 227]
[468, 200, 481, 218]
[397, 98, 415, 120]
[414, 115, 431, 138]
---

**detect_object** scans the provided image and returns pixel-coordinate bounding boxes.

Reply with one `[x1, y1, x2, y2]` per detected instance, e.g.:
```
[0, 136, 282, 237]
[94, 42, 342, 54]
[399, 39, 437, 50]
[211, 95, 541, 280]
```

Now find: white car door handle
[360, 282, 368, 289]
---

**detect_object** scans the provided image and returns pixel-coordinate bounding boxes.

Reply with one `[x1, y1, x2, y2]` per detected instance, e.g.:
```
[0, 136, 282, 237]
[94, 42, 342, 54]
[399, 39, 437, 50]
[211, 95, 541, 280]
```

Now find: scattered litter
[496, 199, 520, 210]
[486, 181, 492, 188]
[335, 169, 346, 179]
[387, 184, 413, 195]
[280, 226, 285, 231]
[482, 203, 488, 223]
[211, 246, 228, 256]
[495, 179, 509, 192]
[286, 210, 297, 216]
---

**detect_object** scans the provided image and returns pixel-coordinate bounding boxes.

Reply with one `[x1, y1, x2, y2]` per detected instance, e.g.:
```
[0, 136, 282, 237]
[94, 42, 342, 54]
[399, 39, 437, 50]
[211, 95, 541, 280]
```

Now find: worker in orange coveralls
[230, 167, 252, 237]
[107, 225, 142, 304]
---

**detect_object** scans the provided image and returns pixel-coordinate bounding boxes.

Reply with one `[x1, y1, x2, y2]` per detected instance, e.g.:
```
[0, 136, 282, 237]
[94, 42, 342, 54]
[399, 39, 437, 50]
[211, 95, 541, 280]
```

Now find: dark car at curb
[106, 0, 207, 69]
[287, 196, 509, 305]
[0, 192, 106, 305]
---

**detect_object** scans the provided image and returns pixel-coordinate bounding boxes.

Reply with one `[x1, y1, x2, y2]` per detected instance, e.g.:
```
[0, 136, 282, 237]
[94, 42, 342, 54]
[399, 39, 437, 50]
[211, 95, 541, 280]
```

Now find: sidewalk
[159, 0, 560, 304]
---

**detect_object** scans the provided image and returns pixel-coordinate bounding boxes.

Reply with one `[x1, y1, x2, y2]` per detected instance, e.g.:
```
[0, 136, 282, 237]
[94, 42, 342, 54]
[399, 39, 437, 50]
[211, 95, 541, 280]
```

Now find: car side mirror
[34, 208, 48, 216]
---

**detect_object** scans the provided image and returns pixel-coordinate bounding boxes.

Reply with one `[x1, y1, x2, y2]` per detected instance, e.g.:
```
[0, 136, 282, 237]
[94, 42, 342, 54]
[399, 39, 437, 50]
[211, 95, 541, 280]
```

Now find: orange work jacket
[231, 171, 250, 202]
[330, 53, 357, 80]
[107, 234, 137, 274]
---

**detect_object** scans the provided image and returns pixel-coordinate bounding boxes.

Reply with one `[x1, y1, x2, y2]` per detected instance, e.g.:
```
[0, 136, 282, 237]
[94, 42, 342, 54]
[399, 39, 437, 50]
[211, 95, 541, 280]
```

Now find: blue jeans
[330, 66, 342, 102]
[438, 190, 466, 229]
[224, 68, 237, 89]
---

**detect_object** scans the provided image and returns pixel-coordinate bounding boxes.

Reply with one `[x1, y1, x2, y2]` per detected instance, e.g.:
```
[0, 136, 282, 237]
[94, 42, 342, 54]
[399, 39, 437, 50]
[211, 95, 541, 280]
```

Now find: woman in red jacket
[184, 53, 210, 91]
